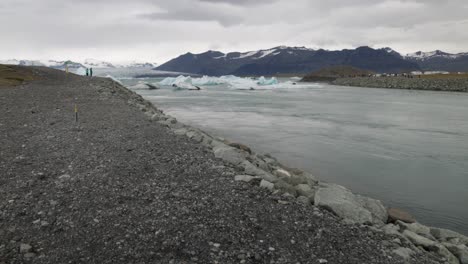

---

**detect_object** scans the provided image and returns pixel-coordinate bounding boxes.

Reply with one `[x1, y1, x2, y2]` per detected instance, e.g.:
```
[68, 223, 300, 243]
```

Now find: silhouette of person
[90, 68, 93, 77]
[86, 68, 89, 76]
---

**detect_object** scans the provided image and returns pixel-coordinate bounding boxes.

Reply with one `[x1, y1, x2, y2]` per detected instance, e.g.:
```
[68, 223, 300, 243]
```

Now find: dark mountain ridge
[156, 46, 468, 76]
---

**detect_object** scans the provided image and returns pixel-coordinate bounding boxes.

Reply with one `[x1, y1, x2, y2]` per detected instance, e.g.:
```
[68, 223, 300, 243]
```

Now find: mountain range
[156, 46, 468, 76]
[0, 59, 157, 69]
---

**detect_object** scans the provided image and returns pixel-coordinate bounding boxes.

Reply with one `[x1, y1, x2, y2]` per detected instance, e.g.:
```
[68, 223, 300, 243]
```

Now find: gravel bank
[0, 67, 444, 263]
[333, 77, 468, 92]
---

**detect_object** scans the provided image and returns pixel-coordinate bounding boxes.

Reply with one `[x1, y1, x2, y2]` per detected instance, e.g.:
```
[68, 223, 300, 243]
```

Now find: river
[120, 77, 468, 235]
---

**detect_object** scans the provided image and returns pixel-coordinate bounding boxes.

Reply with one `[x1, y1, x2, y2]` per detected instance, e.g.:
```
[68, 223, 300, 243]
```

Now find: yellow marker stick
[75, 104, 78, 122]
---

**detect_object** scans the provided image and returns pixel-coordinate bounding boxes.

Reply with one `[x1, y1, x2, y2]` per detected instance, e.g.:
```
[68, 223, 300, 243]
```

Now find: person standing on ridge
[90, 68, 93, 77]
[86, 68, 89, 76]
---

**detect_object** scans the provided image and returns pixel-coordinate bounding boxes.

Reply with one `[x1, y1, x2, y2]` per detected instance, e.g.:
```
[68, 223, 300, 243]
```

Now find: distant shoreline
[330, 76, 468, 92]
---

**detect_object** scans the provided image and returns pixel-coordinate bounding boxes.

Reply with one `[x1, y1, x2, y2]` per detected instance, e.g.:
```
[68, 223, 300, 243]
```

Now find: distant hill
[156, 46, 420, 76]
[405, 50, 468, 72]
[301, 66, 374, 82]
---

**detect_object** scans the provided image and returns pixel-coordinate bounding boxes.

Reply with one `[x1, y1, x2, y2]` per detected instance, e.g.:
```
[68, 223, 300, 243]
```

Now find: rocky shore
[1, 66, 466, 263]
[332, 77, 468, 92]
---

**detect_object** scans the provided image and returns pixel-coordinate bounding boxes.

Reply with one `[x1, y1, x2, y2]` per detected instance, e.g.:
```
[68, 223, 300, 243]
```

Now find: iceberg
[159, 75, 279, 89]
[75, 67, 87, 76]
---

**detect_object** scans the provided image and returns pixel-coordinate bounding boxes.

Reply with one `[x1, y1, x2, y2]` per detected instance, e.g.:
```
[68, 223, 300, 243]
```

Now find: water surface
[123, 78, 468, 235]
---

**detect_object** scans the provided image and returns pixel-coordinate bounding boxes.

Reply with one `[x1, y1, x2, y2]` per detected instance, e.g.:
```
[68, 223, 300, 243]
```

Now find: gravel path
[0, 67, 442, 263]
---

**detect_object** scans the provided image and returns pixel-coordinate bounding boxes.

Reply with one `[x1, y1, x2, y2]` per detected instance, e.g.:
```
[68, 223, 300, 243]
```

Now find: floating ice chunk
[159, 75, 279, 89]
[75, 67, 87, 76]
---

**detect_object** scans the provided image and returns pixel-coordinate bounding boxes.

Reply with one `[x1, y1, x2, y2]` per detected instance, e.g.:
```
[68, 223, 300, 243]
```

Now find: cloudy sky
[1, 0, 467, 64]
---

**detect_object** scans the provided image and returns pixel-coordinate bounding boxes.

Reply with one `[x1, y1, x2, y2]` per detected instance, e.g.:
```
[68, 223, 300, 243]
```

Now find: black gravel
[0, 67, 442, 263]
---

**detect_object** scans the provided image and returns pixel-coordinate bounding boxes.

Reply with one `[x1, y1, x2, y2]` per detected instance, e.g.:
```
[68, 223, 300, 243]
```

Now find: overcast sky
[1, 0, 467, 64]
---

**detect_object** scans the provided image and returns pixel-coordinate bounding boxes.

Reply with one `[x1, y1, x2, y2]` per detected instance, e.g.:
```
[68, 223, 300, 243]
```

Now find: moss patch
[0, 64, 37, 87]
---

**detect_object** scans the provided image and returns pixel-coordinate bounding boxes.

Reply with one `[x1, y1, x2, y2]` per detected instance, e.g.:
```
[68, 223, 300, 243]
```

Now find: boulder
[228, 142, 252, 154]
[274, 180, 297, 196]
[234, 175, 257, 183]
[396, 221, 435, 240]
[295, 184, 315, 198]
[444, 244, 468, 264]
[430, 227, 468, 245]
[213, 146, 246, 165]
[274, 169, 291, 178]
[241, 161, 278, 183]
[355, 195, 388, 224]
[392, 247, 414, 261]
[381, 223, 401, 236]
[314, 184, 383, 225]
[402, 230, 436, 249]
[387, 208, 416, 224]
[173, 128, 188, 136]
[281, 174, 309, 186]
[260, 180, 274, 191]
[432, 244, 460, 264]
[185, 130, 203, 143]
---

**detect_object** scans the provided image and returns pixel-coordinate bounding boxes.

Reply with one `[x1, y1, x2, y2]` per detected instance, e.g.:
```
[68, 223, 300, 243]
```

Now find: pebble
[19, 243, 32, 253]
[318, 259, 328, 263]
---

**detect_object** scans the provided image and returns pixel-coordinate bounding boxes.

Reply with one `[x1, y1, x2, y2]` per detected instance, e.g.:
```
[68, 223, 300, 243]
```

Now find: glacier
[158, 75, 279, 89]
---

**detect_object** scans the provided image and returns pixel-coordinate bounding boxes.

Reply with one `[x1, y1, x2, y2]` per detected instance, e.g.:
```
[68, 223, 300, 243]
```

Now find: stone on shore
[213, 146, 246, 165]
[430, 227, 468, 244]
[443, 244, 468, 264]
[274, 169, 291, 178]
[393, 247, 414, 261]
[234, 175, 257, 183]
[397, 221, 435, 240]
[228, 142, 252, 154]
[314, 184, 385, 225]
[433, 244, 460, 264]
[259, 180, 274, 191]
[274, 180, 297, 196]
[241, 161, 278, 183]
[387, 208, 416, 223]
[19, 243, 32, 253]
[402, 230, 436, 249]
[295, 184, 315, 198]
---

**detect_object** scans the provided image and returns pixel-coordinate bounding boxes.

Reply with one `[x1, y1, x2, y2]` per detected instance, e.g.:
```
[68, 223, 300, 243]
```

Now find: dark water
[130, 80, 468, 235]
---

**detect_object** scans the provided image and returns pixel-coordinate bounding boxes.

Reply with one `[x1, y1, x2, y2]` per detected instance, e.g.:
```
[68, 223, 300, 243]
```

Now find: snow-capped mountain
[405, 50, 465, 60]
[405, 50, 468, 72]
[157, 46, 420, 75]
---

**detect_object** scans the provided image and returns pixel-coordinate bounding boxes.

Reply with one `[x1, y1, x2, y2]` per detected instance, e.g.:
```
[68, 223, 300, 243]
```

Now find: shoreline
[331, 76, 468, 92]
[0, 66, 464, 263]
[122, 79, 468, 262]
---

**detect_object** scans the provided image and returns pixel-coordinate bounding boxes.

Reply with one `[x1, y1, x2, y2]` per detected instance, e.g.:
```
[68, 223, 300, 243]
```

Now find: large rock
[402, 230, 436, 249]
[260, 180, 274, 191]
[392, 247, 414, 261]
[433, 244, 460, 264]
[213, 146, 246, 165]
[274, 169, 291, 178]
[295, 184, 315, 198]
[430, 227, 468, 244]
[274, 180, 297, 196]
[387, 208, 416, 223]
[381, 223, 401, 236]
[444, 244, 468, 264]
[355, 195, 388, 224]
[314, 184, 385, 225]
[228, 142, 252, 154]
[234, 175, 257, 183]
[396, 221, 435, 240]
[241, 161, 278, 183]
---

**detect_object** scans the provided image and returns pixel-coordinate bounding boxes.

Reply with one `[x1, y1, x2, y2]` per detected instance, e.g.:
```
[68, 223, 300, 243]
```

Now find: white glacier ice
[158, 75, 280, 89]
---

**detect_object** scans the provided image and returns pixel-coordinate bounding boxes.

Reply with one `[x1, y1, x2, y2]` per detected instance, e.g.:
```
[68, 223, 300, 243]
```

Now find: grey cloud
[0, 0, 467, 63]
